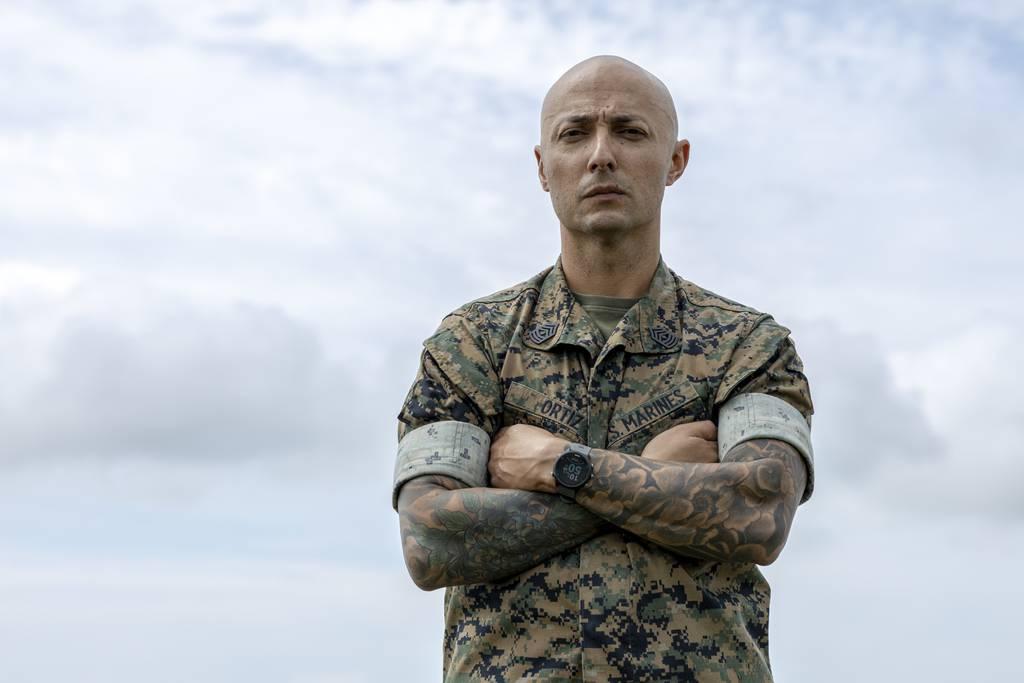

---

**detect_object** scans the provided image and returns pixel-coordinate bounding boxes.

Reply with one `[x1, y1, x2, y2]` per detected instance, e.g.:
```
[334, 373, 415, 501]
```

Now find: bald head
[540, 56, 679, 145]
[532, 55, 690, 241]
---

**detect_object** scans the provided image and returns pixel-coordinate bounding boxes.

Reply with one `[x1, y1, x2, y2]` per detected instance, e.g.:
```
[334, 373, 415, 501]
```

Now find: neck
[559, 224, 660, 298]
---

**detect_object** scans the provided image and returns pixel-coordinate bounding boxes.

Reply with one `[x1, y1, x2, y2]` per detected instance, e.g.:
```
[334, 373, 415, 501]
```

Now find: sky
[1, 1, 1022, 681]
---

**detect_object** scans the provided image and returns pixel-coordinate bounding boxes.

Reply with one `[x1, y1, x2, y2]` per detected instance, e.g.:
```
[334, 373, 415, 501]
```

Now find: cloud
[764, 510, 1024, 682]
[0, 555, 442, 683]
[785, 317, 1024, 521]
[5, 0, 1020, 331]
[875, 322, 1024, 518]
[0, 2, 1022, 681]
[793, 319, 944, 481]
[0, 288, 361, 464]
[3, 0, 1018, 515]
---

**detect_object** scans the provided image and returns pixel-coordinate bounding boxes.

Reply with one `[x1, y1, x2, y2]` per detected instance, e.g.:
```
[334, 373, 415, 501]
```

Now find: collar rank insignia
[527, 322, 558, 345]
[650, 326, 678, 348]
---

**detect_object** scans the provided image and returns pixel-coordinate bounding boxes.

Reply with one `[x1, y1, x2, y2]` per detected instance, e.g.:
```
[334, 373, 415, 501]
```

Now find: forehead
[542, 67, 674, 130]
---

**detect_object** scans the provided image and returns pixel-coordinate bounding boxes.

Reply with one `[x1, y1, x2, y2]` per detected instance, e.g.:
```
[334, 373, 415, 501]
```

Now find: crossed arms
[397, 421, 807, 591]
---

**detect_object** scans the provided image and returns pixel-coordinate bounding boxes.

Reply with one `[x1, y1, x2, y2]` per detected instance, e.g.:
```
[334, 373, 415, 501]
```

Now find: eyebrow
[551, 113, 650, 138]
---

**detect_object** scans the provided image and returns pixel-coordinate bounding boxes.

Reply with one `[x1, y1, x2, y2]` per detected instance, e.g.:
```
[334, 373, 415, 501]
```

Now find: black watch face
[555, 451, 590, 487]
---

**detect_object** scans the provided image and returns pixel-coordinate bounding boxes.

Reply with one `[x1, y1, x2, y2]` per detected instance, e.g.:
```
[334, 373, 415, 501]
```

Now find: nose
[587, 130, 616, 173]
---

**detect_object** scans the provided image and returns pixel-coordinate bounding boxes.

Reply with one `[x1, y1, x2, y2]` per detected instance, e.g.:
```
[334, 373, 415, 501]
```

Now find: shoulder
[423, 266, 549, 357]
[673, 271, 787, 339]
[436, 266, 549, 334]
[668, 270, 800, 404]
[667, 273, 811, 416]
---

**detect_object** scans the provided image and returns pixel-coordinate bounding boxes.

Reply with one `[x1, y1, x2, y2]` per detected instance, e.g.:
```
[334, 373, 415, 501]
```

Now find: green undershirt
[571, 291, 640, 342]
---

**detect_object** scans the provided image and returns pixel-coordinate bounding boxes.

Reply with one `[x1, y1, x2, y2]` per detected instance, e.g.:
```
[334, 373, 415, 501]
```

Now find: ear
[534, 145, 550, 192]
[665, 139, 690, 186]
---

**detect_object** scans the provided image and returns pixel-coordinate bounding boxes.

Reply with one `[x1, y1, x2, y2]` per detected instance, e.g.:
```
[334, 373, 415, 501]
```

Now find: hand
[489, 424, 569, 494]
[641, 420, 719, 464]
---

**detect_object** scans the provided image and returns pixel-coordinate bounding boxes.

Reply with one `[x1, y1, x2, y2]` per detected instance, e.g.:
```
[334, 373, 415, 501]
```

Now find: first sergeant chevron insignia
[649, 325, 678, 348]
[526, 322, 558, 345]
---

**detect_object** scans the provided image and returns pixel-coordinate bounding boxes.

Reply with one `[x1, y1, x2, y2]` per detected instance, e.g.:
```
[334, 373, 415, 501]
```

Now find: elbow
[409, 568, 443, 592]
[753, 540, 786, 566]
[728, 537, 786, 566]
[728, 541, 783, 566]
[750, 508, 790, 565]
[400, 540, 449, 591]
[741, 461, 799, 566]
[732, 502, 793, 567]
[396, 482, 448, 591]
[398, 523, 448, 592]
[747, 498, 795, 566]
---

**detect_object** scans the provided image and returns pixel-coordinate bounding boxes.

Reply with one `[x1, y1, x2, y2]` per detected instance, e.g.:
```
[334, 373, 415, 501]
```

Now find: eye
[620, 127, 647, 137]
[559, 128, 585, 139]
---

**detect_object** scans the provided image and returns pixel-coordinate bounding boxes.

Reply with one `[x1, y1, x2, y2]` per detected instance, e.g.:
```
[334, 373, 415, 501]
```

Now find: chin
[572, 215, 635, 236]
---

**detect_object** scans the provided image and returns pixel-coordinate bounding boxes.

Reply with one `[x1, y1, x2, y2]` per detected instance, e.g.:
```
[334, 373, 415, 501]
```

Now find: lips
[583, 185, 626, 198]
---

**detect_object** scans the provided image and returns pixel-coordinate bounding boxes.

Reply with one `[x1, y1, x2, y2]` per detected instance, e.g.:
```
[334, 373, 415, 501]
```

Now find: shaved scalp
[540, 55, 679, 145]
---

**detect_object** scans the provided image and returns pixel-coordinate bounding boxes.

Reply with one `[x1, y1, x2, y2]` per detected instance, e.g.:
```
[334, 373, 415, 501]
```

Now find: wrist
[535, 438, 569, 493]
[552, 443, 594, 499]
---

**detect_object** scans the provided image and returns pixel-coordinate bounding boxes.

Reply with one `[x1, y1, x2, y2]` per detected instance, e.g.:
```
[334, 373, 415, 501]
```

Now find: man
[392, 55, 814, 682]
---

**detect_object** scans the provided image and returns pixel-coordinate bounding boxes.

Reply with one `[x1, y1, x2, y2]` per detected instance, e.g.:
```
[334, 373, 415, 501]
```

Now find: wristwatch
[552, 443, 594, 499]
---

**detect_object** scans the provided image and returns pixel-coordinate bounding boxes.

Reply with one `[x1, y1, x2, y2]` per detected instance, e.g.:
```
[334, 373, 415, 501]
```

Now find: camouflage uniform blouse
[397, 257, 814, 682]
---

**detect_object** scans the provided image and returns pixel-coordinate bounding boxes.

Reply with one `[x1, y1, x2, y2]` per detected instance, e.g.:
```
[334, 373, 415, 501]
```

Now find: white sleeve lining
[392, 421, 491, 510]
[718, 393, 815, 503]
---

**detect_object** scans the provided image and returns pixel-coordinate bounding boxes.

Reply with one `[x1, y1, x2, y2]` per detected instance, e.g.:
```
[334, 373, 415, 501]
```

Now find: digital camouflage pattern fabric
[397, 257, 814, 682]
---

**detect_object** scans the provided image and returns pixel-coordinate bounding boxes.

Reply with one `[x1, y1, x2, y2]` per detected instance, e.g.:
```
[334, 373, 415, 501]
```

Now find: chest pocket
[607, 381, 707, 452]
[502, 381, 585, 442]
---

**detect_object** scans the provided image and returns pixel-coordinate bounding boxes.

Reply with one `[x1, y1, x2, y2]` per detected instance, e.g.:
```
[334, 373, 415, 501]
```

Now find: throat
[560, 244, 659, 299]
[559, 221, 660, 297]
[572, 291, 640, 341]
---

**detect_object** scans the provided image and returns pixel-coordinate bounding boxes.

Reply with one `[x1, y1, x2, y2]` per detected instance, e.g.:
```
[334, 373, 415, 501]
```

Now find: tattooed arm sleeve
[573, 328, 814, 565]
[398, 475, 608, 590]
[395, 314, 606, 590]
[574, 439, 807, 565]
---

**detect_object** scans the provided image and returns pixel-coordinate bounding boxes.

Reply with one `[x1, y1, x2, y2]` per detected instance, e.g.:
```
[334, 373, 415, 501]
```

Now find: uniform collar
[524, 255, 683, 359]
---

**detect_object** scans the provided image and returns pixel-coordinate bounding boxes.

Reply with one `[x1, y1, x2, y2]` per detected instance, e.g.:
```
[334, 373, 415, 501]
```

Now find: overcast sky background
[1, 1, 1022, 681]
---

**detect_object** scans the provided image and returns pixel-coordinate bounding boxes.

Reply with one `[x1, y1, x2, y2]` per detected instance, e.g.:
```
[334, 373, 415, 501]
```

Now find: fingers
[677, 420, 717, 440]
[645, 438, 719, 464]
[640, 420, 720, 464]
[692, 440, 719, 463]
[654, 420, 717, 440]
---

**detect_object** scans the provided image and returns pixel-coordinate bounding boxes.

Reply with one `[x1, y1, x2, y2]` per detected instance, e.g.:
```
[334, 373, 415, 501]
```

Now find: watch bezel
[553, 444, 593, 498]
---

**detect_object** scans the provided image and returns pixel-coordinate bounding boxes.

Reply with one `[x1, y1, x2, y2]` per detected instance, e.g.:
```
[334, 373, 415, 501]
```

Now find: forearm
[575, 439, 804, 565]
[398, 475, 608, 590]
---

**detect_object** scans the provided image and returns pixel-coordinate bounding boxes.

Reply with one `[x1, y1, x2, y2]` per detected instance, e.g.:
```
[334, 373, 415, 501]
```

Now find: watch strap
[556, 481, 578, 500]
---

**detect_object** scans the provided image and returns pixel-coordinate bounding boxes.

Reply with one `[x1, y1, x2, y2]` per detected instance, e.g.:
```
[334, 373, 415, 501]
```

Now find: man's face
[535, 61, 688, 237]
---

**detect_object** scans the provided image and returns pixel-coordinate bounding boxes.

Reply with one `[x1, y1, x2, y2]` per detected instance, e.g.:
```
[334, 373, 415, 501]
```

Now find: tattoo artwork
[576, 438, 807, 565]
[399, 438, 806, 590]
[397, 474, 607, 590]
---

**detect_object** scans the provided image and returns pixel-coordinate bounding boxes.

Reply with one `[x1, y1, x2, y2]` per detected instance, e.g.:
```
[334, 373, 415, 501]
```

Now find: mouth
[582, 185, 627, 199]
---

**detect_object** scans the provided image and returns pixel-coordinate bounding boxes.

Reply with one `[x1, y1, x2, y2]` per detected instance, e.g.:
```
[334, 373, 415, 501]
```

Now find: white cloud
[796, 319, 944, 480]
[0, 262, 80, 296]
[0, 555, 441, 683]
[0, 288, 362, 464]
[1, 0, 1022, 680]
[878, 323, 1024, 518]
[766, 510, 1024, 682]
